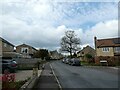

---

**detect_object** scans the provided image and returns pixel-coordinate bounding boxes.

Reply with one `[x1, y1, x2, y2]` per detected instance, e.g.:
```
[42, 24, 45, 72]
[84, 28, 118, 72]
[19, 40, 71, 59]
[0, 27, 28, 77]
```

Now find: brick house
[77, 45, 95, 62]
[94, 37, 120, 65]
[16, 44, 38, 58]
[0, 37, 21, 58]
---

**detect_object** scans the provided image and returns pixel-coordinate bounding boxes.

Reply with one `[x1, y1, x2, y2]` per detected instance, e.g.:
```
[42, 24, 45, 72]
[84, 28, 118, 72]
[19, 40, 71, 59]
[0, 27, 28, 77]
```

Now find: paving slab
[34, 62, 59, 90]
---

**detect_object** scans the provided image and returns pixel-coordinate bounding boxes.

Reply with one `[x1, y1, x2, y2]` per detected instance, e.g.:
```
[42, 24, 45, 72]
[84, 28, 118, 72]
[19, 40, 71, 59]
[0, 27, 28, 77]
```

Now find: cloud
[0, 1, 118, 50]
[1, 1, 118, 27]
[1, 14, 67, 49]
[58, 2, 118, 29]
[79, 20, 118, 48]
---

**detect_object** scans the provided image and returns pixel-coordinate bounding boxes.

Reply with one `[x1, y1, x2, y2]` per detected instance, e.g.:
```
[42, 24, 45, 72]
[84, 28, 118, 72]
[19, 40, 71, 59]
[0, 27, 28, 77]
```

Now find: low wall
[15, 58, 42, 70]
[20, 70, 42, 90]
[95, 56, 120, 66]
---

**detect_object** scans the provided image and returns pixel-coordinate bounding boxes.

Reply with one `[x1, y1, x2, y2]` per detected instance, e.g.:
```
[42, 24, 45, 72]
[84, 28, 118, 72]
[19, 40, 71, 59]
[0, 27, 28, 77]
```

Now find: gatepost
[33, 68, 38, 77]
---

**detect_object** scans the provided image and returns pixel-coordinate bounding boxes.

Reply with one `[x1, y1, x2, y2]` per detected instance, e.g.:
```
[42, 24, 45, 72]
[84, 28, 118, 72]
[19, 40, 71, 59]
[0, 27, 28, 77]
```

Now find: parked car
[64, 58, 70, 64]
[2, 59, 18, 73]
[69, 58, 81, 66]
[62, 58, 66, 63]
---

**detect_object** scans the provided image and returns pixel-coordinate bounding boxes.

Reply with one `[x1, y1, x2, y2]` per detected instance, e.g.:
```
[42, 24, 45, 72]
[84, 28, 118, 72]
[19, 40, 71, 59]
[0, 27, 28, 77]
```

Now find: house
[16, 44, 38, 58]
[49, 50, 63, 60]
[94, 37, 120, 65]
[77, 45, 95, 62]
[0, 37, 21, 59]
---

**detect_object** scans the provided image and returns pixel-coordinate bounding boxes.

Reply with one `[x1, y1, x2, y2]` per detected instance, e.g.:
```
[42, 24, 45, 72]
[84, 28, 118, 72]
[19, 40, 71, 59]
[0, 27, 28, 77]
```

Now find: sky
[0, 0, 119, 51]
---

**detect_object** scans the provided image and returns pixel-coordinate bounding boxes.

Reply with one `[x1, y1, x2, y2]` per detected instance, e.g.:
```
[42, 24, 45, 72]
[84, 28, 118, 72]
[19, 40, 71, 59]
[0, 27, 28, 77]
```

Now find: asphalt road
[51, 61, 119, 89]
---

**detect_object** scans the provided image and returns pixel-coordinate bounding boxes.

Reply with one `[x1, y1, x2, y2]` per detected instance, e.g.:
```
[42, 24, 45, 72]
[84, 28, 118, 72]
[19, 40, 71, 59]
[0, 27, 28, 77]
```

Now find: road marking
[50, 64, 62, 90]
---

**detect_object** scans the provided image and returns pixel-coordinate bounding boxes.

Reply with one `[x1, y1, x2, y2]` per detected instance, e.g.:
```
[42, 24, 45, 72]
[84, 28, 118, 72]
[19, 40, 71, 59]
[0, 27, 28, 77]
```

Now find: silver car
[69, 58, 81, 66]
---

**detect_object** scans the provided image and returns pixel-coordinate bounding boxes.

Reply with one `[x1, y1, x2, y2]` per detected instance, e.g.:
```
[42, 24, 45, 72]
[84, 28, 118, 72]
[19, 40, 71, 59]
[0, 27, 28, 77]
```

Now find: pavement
[34, 62, 59, 90]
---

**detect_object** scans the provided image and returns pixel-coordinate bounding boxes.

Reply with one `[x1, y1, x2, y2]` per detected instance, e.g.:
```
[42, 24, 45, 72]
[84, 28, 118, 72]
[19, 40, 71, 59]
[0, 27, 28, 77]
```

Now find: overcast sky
[0, 0, 119, 51]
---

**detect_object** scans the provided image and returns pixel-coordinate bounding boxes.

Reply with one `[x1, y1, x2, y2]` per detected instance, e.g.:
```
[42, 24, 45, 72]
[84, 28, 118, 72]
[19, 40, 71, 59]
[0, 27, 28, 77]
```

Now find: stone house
[16, 44, 38, 58]
[49, 50, 63, 60]
[0, 37, 21, 58]
[77, 45, 95, 62]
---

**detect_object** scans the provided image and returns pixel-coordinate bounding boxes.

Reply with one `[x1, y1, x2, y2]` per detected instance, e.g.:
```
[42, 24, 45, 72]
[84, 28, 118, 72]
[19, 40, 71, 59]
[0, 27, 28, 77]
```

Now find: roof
[16, 44, 37, 51]
[0, 37, 14, 47]
[77, 45, 95, 54]
[96, 37, 120, 47]
[50, 50, 58, 54]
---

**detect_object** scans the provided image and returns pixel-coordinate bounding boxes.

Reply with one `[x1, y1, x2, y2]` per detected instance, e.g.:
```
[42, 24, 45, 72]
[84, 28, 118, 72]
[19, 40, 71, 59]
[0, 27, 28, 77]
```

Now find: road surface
[51, 61, 118, 89]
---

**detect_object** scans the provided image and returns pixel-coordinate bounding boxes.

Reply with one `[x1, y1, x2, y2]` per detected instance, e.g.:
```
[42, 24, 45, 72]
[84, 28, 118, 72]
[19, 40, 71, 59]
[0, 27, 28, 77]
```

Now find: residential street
[51, 61, 118, 89]
[1, 1, 120, 90]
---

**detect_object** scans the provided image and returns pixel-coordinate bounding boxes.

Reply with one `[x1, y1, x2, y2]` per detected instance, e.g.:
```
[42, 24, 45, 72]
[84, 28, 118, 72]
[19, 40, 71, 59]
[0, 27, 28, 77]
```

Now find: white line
[50, 64, 62, 90]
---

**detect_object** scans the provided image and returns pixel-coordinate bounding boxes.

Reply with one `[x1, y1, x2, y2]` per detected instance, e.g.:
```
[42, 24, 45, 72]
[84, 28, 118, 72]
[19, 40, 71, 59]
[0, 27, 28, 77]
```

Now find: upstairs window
[21, 48, 29, 53]
[10, 46, 13, 49]
[4, 43, 7, 47]
[82, 52, 84, 54]
[102, 47, 109, 52]
[114, 47, 120, 53]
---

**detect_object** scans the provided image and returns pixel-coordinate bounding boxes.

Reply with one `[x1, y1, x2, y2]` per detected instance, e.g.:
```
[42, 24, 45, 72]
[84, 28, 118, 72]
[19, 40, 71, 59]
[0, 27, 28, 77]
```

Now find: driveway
[51, 61, 118, 89]
[15, 70, 38, 81]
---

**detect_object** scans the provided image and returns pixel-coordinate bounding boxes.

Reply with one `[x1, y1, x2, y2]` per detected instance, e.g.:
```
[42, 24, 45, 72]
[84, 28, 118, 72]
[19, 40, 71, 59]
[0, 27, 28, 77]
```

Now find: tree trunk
[70, 49, 72, 58]
[70, 43, 72, 58]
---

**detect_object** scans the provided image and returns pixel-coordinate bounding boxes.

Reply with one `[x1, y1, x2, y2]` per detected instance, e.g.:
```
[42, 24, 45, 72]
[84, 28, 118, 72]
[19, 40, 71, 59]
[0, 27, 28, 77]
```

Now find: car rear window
[2, 61, 8, 63]
[2, 60, 11, 63]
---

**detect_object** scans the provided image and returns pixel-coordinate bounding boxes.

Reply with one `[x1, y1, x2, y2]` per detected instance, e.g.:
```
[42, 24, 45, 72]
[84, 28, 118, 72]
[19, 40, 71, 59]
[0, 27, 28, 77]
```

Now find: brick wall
[95, 56, 120, 66]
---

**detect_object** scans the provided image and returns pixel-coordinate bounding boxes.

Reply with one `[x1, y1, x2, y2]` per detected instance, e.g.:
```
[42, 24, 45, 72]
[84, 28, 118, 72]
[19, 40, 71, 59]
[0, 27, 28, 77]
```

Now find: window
[10, 46, 13, 49]
[82, 52, 84, 54]
[21, 47, 29, 53]
[4, 43, 7, 47]
[114, 47, 120, 53]
[32, 49, 34, 52]
[102, 47, 109, 52]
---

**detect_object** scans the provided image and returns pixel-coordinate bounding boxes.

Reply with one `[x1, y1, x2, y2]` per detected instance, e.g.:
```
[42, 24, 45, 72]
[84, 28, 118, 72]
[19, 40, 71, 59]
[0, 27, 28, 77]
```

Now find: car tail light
[11, 64, 17, 67]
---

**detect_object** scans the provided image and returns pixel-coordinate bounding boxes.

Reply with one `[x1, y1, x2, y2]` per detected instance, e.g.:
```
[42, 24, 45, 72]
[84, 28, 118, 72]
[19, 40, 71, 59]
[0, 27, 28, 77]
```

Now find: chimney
[94, 36, 97, 49]
[94, 36, 97, 57]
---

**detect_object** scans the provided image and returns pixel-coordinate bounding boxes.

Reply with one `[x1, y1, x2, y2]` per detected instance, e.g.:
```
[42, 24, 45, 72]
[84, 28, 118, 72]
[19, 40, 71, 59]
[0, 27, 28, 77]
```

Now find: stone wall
[15, 58, 42, 70]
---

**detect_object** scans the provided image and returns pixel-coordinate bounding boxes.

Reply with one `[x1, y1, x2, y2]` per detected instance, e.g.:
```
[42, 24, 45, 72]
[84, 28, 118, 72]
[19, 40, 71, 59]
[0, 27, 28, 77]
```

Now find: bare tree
[60, 30, 81, 58]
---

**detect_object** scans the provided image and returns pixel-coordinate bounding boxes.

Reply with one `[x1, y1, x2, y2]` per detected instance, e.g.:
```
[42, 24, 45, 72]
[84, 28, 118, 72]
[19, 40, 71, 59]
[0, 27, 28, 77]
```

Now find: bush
[2, 77, 30, 89]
